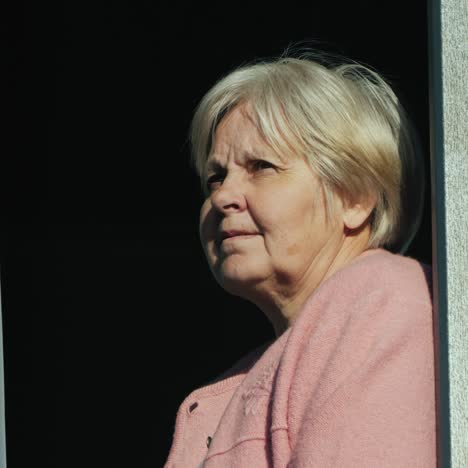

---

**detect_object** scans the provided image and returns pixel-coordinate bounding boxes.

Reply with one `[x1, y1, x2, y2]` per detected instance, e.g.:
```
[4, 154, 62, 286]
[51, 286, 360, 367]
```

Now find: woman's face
[199, 105, 346, 306]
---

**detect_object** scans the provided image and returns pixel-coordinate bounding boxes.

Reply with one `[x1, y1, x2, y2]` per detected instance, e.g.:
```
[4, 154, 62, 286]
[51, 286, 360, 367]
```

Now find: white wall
[429, 0, 468, 466]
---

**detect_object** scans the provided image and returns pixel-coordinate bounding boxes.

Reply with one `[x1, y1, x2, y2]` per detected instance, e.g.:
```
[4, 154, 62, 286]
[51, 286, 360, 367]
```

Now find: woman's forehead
[207, 109, 292, 167]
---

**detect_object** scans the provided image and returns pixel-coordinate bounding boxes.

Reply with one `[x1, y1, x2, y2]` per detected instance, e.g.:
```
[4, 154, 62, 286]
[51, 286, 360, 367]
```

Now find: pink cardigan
[165, 248, 437, 467]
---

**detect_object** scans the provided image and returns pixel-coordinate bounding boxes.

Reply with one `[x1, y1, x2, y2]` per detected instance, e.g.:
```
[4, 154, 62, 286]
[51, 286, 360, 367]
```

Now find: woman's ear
[342, 194, 378, 231]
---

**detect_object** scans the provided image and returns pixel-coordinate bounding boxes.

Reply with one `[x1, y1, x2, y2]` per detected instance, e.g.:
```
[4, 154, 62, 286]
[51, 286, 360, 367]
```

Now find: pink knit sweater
[165, 248, 437, 467]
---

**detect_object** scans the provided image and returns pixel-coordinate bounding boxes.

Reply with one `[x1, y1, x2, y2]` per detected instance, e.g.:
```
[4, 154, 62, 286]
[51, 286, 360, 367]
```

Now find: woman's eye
[206, 174, 223, 189]
[205, 160, 274, 191]
[252, 160, 274, 171]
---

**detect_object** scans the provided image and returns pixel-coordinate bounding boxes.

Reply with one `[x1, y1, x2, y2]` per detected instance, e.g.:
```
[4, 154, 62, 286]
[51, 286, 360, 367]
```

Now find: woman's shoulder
[332, 248, 432, 306]
[290, 249, 435, 395]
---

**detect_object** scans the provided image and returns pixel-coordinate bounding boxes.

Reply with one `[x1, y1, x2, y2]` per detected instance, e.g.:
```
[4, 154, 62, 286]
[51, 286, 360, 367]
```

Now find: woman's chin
[216, 268, 265, 296]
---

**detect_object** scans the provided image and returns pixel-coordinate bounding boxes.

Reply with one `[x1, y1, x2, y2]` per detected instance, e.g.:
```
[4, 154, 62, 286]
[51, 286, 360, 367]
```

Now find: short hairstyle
[189, 50, 424, 253]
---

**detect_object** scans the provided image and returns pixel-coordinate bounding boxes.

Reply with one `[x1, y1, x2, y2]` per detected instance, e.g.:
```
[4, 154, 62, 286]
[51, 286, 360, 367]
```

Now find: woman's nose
[210, 175, 247, 213]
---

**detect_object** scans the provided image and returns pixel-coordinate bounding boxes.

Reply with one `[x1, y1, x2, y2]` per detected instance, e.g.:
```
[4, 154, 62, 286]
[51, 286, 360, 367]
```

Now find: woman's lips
[222, 234, 257, 242]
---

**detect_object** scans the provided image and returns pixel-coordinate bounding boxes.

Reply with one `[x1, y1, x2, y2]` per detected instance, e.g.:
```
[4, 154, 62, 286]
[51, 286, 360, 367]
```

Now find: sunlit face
[199, 105, 346, 304]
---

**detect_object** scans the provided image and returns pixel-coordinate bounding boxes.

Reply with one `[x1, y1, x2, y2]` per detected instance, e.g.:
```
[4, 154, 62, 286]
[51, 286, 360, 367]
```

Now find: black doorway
[2, 1, 430, 467]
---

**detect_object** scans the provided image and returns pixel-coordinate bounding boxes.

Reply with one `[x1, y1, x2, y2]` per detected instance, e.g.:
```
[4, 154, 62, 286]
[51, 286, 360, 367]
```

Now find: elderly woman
[165, 52, 436, 467]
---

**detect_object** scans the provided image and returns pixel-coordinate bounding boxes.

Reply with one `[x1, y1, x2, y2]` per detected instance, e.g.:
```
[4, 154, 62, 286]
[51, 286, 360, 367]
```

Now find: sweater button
[206, 436, 212, 448]
[187, 402, 199, 414]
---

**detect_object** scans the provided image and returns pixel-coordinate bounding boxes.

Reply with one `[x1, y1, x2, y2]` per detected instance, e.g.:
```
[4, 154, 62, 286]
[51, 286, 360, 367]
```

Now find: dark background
[1, 1, 431, 467]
